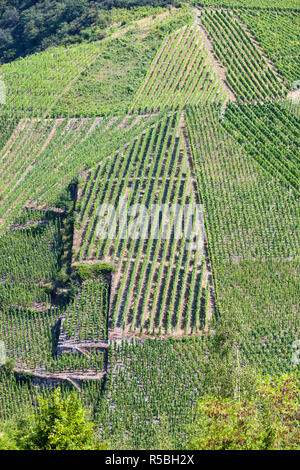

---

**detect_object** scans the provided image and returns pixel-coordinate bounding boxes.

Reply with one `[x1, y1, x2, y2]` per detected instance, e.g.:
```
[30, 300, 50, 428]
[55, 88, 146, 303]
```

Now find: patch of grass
[72, 262, 117, 281]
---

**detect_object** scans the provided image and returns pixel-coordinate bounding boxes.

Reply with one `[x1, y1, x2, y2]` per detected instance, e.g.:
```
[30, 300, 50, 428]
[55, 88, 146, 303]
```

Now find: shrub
[72, 262, 117, 281]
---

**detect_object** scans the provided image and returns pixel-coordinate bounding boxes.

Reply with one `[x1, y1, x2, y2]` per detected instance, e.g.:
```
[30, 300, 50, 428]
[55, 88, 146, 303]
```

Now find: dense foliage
[0, 0, 175, 64]
[0, 387, 103, 450]
[188, 374, 300, 450]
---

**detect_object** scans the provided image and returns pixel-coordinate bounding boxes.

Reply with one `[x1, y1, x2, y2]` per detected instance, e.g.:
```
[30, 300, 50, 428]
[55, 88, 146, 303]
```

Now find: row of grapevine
[186, 103, 299, 381]
[131, 24, 226, 113]
[51, 6, 195, 117]
[97, 338, 209, 448]
[61, 278, 110, 343]
[193, 1, 300, 9]
[74, 111, 214, 337]
[0, 306, 61, 370]
[236, 8, 300, 87]
[0, 42, 103, 117]
[200, 9, 286, 102]
[223, 101, 300, 192]
[0, 303, 109, 374]
[0, 205, 110, 375]
[0, 113, 160, 232]
[186, 104, 299, 261]
[0, 219, 61, 284]
[0, 211, 62, 309]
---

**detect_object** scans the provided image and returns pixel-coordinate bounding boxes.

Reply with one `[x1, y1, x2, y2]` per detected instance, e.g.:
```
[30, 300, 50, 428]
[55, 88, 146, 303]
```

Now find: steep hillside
[0, 2, 299, 451]
[0, 1, 175, 64]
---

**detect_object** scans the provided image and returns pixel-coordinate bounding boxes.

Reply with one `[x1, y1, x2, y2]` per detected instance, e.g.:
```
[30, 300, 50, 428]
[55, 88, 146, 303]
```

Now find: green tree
[0, 359, 15, 378]
[0, 424, 18, 450]
[187, 374, 300, 450]
[20, 388, 98, 450]
[203, 314, 257, 400]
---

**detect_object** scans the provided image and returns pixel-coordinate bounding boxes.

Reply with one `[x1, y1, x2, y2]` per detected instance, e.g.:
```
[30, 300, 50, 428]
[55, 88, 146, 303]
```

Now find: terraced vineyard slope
[74, 111, 215, 337]
[131, 24, 226, 112]
[0, 2, 299, 451]
[0, 114, 161, 232]
[236, 8, 300, 87]
[0, 43, 102, 117]
[186, 104, 299, 374]
[200, 9, 286, 102]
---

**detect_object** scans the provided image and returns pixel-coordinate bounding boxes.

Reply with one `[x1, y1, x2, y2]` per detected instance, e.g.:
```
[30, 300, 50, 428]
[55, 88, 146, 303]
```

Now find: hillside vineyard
[0, 1, 299, 451]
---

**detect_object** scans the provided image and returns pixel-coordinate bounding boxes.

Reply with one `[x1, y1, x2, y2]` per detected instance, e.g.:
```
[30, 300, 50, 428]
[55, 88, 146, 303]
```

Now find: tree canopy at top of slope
[0, 0, 176, 64]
